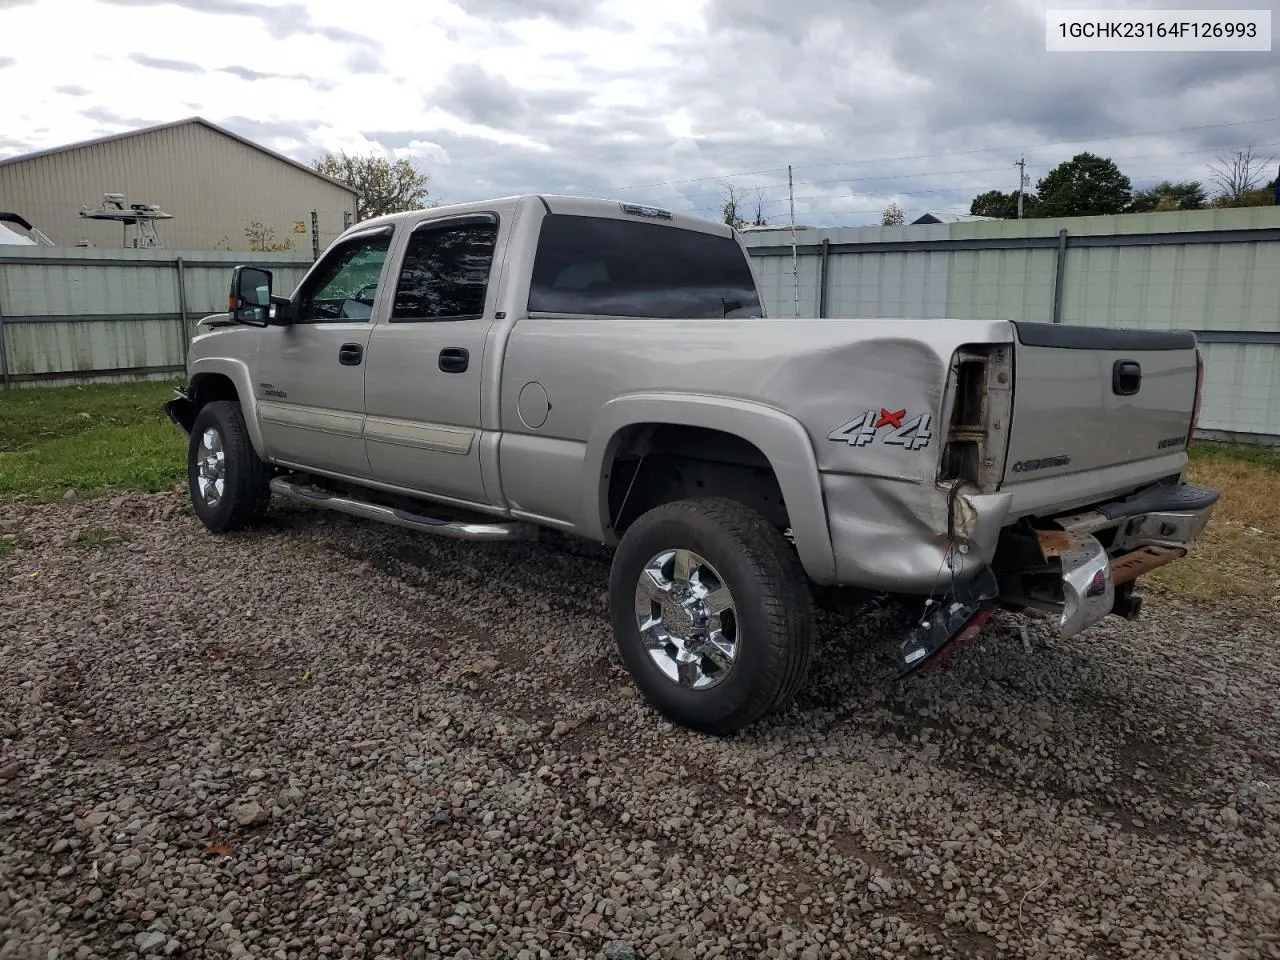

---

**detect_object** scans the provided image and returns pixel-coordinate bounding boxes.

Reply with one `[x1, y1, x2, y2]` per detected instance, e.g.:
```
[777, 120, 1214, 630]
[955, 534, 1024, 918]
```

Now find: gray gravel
[2, 490, 1278, 960]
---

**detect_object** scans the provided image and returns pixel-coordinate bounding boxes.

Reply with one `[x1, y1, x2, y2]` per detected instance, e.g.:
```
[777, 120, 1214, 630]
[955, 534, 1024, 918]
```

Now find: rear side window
[528, 214, 762, 319]
[391, 216, 498, 321]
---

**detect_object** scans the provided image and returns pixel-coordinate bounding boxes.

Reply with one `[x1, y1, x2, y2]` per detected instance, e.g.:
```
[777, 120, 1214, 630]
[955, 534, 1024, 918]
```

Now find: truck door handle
[338, 343, 363, 366]
[1112, 359, 1141, 396]
[438, 348, 469, 373]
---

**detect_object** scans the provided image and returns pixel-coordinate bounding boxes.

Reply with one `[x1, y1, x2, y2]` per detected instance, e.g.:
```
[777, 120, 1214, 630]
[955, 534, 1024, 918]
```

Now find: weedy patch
[71, 527, 136, 550]
[0, 534, 23, 558]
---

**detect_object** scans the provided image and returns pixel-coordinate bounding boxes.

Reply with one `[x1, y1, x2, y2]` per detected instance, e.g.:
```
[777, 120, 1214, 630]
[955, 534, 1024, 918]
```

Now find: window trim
[388, 212, 502, 324]
[293, 224, 396, 325]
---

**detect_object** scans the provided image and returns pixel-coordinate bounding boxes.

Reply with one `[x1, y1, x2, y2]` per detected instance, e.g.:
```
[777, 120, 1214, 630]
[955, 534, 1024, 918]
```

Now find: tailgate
[1001, 322, 1199, 486]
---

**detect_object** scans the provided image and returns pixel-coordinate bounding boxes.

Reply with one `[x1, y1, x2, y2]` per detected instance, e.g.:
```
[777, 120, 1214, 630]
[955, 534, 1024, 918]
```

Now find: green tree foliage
[1127, 180, 1207, 213]
[1035, 152, 1132, 217]
[314, 151, 431, 221]
[969, 189, 1040, 219]
[881, 202, 905, 226]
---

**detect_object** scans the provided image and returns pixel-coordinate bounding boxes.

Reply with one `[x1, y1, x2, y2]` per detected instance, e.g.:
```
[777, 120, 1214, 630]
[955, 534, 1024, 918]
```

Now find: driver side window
[295, 228, 393, 323]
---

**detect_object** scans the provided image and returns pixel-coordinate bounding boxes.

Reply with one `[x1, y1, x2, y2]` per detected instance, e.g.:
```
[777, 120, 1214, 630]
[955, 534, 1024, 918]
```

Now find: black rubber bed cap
[1013, 322, 1196, 351]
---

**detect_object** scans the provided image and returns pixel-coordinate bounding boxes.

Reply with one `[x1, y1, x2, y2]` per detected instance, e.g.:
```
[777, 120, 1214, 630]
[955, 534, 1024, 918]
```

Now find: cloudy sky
[0, 0, 1277, 227]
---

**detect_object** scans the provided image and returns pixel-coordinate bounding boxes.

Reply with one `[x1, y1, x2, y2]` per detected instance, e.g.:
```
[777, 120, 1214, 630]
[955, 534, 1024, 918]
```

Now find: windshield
[529, 213, 763, 319]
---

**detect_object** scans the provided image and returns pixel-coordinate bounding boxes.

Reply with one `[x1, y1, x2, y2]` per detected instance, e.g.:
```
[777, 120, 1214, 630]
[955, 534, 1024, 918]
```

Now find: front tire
[608, 497, 815, 735]
[187, 401, 271, 533]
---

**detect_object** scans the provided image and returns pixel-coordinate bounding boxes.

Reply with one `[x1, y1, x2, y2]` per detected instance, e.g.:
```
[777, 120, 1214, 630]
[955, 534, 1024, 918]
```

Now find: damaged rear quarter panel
[759, 320, 1017, 592]
[502, 315, 1014, 590]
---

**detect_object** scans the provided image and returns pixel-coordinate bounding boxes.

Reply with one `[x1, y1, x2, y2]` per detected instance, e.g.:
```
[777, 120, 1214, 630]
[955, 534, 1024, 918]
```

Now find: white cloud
[0, 0, 1277, 225]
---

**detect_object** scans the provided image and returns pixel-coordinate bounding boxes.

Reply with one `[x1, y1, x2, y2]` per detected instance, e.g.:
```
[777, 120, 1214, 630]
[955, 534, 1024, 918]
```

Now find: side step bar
[269, 477, 538, 543]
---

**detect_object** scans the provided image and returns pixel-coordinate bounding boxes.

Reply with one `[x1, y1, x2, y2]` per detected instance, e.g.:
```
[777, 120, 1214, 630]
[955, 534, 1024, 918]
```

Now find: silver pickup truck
[165, 194, 1218, 734]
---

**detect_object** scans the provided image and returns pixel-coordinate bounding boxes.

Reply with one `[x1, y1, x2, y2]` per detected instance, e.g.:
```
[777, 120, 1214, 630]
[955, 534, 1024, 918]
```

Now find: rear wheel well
[605, 425, 789, 537]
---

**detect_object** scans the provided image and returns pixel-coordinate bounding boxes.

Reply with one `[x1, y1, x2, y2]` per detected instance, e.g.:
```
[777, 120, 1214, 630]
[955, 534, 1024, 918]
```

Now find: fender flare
[188, 358, 269, 460]
[581, 392, 836, 584]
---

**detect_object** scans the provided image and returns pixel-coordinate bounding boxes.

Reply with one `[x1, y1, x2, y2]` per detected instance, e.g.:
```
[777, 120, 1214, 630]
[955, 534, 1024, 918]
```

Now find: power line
[602, 114, 1280, 193]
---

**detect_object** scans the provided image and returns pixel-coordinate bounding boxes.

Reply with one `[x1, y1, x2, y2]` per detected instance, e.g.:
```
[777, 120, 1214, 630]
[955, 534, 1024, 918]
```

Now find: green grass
[0, 381, 186, 501]
[0, 380, 181, 451]
[1150, 440, 1280, 605]
[1189, 438, 1280, 472]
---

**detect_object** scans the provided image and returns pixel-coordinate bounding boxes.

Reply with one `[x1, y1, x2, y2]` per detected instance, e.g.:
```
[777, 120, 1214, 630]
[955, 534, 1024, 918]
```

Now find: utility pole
[788, 164, 799, 317]
[1015, 156, 1027, 219]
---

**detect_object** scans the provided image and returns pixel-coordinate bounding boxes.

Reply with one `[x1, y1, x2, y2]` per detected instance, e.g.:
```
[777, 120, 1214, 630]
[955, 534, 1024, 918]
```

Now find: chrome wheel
[196, 426, 226, 508]
[634, 549, 739, 690]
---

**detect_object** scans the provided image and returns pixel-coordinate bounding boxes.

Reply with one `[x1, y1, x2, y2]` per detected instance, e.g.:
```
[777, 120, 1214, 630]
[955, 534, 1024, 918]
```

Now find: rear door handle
[338, 343, 363, 366]
[438, 348, 469, 373]
[1112, 359, 1141, 396]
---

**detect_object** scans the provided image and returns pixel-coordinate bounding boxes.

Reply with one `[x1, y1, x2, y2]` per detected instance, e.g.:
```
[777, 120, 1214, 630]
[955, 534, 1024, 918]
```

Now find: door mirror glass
[229, 266, 273, 326]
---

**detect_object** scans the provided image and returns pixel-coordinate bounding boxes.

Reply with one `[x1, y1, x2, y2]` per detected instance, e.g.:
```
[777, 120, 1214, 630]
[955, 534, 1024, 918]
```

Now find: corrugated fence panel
[750, 251, 821, 318]
[1197, 342, 1280, 438]
[0, 247, 314, 384]
[824, 250, 950, 318]
[1059, 238, 1280, 331]
[945, 248, 1057, 322]
[11, 318, 186, 377]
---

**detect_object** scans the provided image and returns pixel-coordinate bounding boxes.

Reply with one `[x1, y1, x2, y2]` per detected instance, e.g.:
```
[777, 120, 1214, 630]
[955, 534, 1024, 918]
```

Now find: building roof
[912, 212, 1000, 224]
[0, 116, 360, 196]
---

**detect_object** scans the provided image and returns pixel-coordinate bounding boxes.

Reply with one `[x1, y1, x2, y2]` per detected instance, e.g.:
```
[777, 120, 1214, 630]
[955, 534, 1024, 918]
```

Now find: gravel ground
[2, 490, 1278, 960]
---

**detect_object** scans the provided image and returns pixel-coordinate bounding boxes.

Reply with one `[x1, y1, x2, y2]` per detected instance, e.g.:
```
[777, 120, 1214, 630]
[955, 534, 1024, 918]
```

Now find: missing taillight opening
[939, 358, 988, 485]
[952, 360, 986, 427]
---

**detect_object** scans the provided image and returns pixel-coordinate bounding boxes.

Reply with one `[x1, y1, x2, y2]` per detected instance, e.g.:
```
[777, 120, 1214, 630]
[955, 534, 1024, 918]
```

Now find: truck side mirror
[229, 266, 273, 327]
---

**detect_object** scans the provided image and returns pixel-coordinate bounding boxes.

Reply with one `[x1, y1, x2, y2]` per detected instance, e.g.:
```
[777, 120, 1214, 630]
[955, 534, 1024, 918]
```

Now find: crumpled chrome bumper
[1002, 481, 1219, 638]
[1041, 530, 1114, 638]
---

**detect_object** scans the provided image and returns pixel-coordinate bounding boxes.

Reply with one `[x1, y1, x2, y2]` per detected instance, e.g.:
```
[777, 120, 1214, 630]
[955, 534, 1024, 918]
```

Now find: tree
[720, 181, 746, 230]
[1206, 145, 1274, 201]
[314, 151, 431, 221]
[1035, 152, 1132, 217]
[721, 183, 769, 230]
[1127, 180, 1207, 213]
[881, 202, 905, 226]
[969, 189, 1039, 219]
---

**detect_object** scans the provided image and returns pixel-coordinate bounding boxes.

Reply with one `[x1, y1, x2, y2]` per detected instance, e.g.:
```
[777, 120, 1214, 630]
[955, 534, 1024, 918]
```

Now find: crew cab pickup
[165, 195, 1218, 734]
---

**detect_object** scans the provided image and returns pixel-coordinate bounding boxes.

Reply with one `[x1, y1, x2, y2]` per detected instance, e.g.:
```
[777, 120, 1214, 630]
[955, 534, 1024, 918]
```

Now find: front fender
[187, 357, 269, 460]
[582, 392, 837, 584]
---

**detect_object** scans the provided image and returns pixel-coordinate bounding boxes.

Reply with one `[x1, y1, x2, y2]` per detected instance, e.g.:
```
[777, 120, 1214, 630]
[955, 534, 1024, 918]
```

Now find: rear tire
[608, 497, 815, 735]
[187, 401, 271, 533]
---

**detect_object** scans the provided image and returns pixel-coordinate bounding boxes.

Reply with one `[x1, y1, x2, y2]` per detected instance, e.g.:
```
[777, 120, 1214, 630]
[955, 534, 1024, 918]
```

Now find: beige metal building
[0, 117, 359, 252]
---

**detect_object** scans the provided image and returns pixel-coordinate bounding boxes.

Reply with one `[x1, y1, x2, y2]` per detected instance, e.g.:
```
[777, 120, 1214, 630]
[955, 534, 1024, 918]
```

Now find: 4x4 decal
[828, 408, 933, 450]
